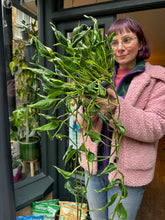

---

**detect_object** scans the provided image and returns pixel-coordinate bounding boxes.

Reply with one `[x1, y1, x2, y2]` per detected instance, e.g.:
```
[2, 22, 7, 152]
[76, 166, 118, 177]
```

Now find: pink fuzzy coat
[77, 62, 165, 187]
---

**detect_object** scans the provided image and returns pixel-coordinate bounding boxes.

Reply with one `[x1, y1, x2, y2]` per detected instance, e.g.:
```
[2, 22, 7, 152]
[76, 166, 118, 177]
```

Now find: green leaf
[65, 149, 78, 165]
[27, 64, 56, 77]
[48, 89, 65, 98]
[62, 85, 76, 92]
[41, 75, 65, 90]
[112, 179, 122, 185]
[86, 60, 108, 76]
[98, 82, 106, 96]
[48, 78, 65, 86]
[100, 193, 118, 211]
[50, 22, 69, 46]
[98, 163, 116, 176]
[54, 166, 73, 179]
[72, 23, 88, 36]
[57, 53, 80, 71]
[117, 203, 127, 219]
[64, 181, 76, 197]
[87, 151, 95, 162]
[119, 184, 128, 199]
[9, 60, 18, 74]
[39, 113, 56, 120]
[86, 117, 92, 131]
[97, 112, 109, 125]
[33, 36, 54, 58]
[86, 131, 101, 143]
[63, 145, 73, 160]
[116, 123, 126, 135]
[88, 81, 96, 90]
[72, 30, 90, 48]
[109, 55, 116, 72]
[35, 120, 59, 131]
[29, 98, 59, 110]
[95, 183, 113, 193]
[53, 98, 65, 112]
[79, 143, 86, 152]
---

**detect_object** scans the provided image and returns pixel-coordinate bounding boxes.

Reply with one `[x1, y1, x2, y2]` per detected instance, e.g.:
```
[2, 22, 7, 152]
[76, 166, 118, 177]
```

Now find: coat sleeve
[111, 79, 165, 143]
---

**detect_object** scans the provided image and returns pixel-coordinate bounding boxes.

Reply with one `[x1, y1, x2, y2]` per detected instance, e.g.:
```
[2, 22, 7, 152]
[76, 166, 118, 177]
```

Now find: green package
[32, 200, 60, 220]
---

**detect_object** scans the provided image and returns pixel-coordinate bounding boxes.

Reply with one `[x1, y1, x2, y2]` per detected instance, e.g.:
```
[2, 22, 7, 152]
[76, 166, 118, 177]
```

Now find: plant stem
[25, 106, 29, 143]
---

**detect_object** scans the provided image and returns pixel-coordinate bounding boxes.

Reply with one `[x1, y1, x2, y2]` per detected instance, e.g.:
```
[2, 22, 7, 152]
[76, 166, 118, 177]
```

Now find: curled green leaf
[100, 193, 118, 211]
[64, 181, 76, 196]
[54, 166, 73, 179]
[87, 151, 95, 162]
[98, 163, 116, 176]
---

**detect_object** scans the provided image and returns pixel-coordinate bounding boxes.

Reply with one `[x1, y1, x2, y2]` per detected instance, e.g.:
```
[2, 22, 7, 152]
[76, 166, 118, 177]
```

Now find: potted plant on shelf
[10, 139, 23, 183]
[10, 19, 38, 73]
[9, 19, 39, 103]
[17, 19, 38, 42]
[10, 106, 40, 162]
[18, 20, 38, 67]
[27, 16, 127, 219]
[19, 106, 40, 162]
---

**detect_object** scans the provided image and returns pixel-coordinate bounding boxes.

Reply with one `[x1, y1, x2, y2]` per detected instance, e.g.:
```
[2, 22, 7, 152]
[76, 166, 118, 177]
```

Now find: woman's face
[111, 29, 142, 69]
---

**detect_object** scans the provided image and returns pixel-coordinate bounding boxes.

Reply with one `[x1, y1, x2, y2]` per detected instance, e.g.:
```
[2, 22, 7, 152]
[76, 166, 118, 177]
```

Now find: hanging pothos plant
[27, 15, 127, 220]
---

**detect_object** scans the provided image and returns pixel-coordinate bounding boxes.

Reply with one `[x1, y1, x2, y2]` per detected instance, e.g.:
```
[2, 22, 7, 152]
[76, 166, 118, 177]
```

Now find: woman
[77, 17, 165, 220]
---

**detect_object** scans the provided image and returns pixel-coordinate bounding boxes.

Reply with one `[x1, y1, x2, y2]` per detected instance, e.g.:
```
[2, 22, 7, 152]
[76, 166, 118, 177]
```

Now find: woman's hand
[96, 88, 117, 114]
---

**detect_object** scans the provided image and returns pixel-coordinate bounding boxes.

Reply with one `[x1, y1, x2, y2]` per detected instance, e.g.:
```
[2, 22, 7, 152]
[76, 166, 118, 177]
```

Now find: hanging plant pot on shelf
[21, 30, 29, 41]
[24, 44, 36, 67]
[19, 136, 40, 161]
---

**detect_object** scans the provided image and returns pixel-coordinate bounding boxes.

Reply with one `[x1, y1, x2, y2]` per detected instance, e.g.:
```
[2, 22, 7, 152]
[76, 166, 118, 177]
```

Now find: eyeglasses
[111, 36, 137, 49]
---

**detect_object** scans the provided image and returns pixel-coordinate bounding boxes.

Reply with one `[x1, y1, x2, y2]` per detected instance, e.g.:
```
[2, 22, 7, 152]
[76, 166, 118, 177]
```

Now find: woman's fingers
[107, 88, 117, 101]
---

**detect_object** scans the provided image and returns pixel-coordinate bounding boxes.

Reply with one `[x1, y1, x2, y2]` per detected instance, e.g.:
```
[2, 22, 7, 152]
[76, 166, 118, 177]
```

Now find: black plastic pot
[24, 44, 36, 67]
[21, 30, 29, 41]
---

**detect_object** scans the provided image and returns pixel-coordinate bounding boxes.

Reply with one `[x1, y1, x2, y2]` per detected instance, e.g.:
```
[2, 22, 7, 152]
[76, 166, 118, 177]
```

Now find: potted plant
[17, 19, 38, 41]
[11, 141, 23, 183]
[10, 106, 40, 162]
[27, 16, 127, 219]
[10, 19, 38, 72]
[9, 18, 39, 102]
[18, 20, 38, 67]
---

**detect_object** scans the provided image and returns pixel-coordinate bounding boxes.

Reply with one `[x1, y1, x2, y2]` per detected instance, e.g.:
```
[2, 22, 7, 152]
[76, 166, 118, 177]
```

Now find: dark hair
[107, 17, 151, 60]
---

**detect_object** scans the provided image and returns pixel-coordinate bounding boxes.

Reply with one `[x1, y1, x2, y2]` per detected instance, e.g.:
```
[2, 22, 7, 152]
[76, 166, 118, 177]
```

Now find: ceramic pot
[13, 167, 19, 183]
[19, 136, 40, 161]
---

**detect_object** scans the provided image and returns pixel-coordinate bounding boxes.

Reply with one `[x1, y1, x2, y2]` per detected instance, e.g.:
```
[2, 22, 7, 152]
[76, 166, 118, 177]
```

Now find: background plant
[28, 15, 127, 219]
[17, 19, 38, 43]
[9, 19, 40, 143]
[9, 21, 39, 106]
[11, 145, 23, 169]
[9, 106, 40, 142]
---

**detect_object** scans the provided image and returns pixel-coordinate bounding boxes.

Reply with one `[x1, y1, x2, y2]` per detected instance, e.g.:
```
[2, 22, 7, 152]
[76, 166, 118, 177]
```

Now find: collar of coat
[114, 60, 145, 98]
